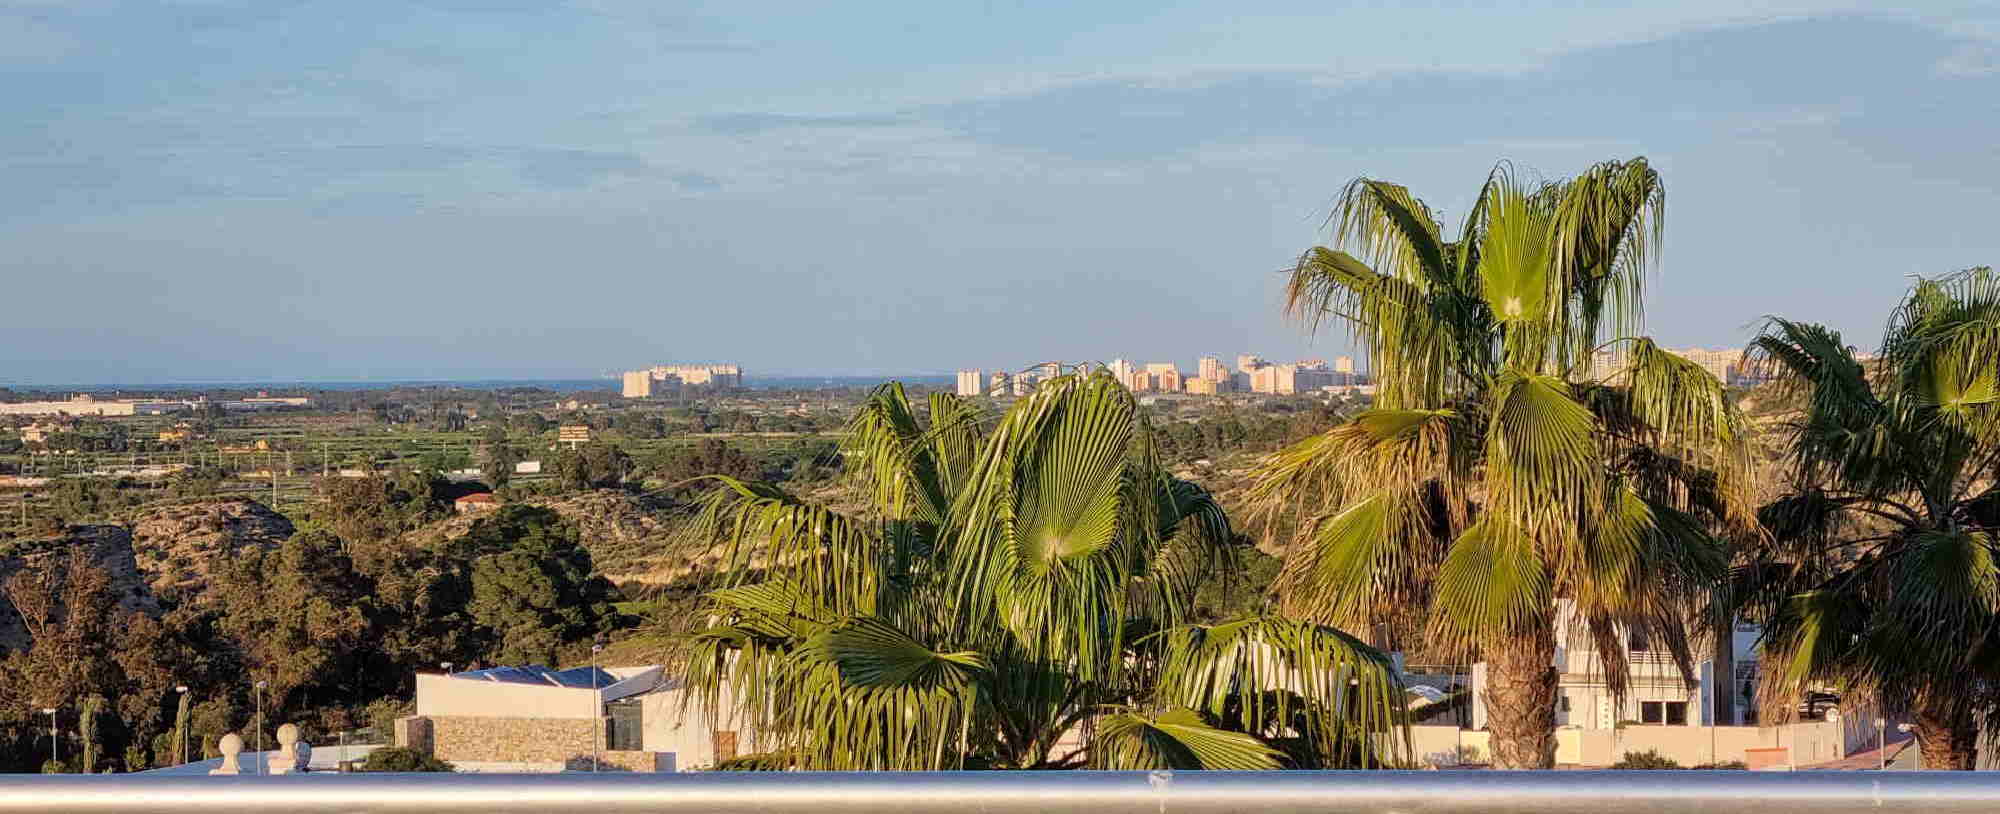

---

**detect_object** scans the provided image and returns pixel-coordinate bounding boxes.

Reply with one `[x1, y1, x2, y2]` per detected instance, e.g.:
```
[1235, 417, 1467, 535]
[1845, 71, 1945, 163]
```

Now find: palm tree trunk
[1914, 699, 1978, 770]
[1483, 620, 1558, 768]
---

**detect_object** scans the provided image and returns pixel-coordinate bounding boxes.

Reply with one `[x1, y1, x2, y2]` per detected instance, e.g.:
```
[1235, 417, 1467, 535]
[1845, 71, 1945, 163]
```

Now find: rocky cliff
[128, 498, 295, 604]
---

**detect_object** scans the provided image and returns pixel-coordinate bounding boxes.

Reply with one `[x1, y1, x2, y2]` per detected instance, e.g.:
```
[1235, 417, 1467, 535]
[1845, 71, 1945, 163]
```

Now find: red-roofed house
[455, 493, 500, 514]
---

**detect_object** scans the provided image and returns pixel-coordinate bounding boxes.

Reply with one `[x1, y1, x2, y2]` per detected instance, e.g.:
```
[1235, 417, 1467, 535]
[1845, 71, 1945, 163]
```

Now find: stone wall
[430, 715, 598, 765]
[395, 716, 434, 755]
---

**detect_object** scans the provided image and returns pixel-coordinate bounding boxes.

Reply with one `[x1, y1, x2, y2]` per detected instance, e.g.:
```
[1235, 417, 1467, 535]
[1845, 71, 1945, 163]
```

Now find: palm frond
[1151, 616, 1408, 767]
[1093, 708, 1282, 770]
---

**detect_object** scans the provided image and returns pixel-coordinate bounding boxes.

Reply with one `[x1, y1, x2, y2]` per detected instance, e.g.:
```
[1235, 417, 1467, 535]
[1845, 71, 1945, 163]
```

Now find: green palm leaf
[1095, 708, 1282, 770]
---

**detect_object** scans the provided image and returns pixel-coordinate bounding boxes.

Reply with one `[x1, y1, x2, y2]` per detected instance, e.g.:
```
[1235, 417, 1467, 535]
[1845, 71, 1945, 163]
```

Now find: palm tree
[1248, 159, 1751, 768]
[670, 372, 1407, 770]
[1743, 267, 2000, 769]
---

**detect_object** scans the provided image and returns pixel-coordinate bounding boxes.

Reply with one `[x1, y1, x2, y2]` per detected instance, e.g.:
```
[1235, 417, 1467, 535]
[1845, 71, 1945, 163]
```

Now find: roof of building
[452, 665, 620, 688]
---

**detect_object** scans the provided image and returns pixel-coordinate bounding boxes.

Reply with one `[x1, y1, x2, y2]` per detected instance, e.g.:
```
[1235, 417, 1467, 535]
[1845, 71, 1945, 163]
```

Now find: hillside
[0, 525, 158, 651]
[128, 498, 295, 604]
[398, 489, 715, 588]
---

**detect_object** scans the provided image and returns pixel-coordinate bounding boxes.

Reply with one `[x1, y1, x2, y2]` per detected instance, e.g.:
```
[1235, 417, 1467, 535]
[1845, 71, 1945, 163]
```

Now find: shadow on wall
[563, 755, 636, 772]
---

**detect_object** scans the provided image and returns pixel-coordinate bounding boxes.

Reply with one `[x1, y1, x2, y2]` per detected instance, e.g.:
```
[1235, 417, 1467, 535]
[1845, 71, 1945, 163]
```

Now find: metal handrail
[3, 770, 1997, 814]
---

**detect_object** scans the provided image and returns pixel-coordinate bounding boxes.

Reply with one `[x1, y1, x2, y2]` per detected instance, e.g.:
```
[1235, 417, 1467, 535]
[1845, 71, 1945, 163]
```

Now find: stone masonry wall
[430, 716, 598, 765]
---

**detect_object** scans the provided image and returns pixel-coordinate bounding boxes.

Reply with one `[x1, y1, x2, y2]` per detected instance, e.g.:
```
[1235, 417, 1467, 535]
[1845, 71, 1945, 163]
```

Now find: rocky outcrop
[128, 498, 295, 603]
[400, 490, 708, 588]
[0, 525, 157, 651]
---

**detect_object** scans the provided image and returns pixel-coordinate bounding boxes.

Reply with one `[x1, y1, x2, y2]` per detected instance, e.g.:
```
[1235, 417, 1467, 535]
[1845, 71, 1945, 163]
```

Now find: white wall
[634, 682, 761, 771]
[413, 668, 665, 720]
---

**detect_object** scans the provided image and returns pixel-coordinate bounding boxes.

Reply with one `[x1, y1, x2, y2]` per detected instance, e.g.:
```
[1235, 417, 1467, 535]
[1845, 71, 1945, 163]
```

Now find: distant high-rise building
[1159, 369, 1183, 393]
[1236, 354, 1268, 374]
[623, 364, 742, 397]
[1198, 356, 1227, 382]
[1127, 369, 1153, 392]
[1333, 356, 1356, 375]
[956, 369, 985, 397]
[1035, 361, 1062, 379]
[1108, 359, 1138, 384]
[1667, 348, 1741, 385]
[1293, 361, 1337, 393]
[1186, 377, 1235, 395]
[621, 370, 653, 399]
[990, 371, 1013, 395]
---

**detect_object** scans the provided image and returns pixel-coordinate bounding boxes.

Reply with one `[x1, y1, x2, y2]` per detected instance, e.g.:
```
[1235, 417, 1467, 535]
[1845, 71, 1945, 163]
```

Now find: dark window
[606, 700, 643, 751]
[1665, 701, 1688, 726]
[1628, 624, 1653, 653]
[1640, 701, 1663, 724]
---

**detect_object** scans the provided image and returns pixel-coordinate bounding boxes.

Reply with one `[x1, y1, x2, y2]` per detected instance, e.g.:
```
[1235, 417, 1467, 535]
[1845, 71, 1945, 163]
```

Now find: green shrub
[1691, 760, 1747, 770]
[360, 746, 454, 772]
[1611, 749, 1682, 769]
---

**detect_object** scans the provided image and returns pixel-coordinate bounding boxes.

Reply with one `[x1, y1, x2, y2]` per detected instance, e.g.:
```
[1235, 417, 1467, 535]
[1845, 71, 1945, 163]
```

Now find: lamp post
[591, 644, 604, 773]
[41, 706, 57, 772]
[254, 680, 268, 775]
[174, 685, 189, 765]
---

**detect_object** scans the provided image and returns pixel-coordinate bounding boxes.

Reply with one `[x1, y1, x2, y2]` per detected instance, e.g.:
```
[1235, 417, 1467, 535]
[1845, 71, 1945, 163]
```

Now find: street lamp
[41, 706, 56, 772]
[174, 686, 189, 765]
[591, 644, 605, 773]
[440, 662, 453, 674]
[255, 680, 268, 775]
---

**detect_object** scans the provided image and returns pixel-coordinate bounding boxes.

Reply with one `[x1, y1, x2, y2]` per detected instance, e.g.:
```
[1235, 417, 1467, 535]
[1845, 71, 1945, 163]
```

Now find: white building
[1468, 601, 1760, 733]
[404, 664, 761, 772]
[956, 369, 985, 397]
[621, 371, 653, 399]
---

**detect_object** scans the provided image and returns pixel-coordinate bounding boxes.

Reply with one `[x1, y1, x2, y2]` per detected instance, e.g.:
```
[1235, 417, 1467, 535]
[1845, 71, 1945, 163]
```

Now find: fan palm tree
[671, 372, 1406, 770]
[1742, 267, 2000, 770]
[1248, 159, 1751, 768]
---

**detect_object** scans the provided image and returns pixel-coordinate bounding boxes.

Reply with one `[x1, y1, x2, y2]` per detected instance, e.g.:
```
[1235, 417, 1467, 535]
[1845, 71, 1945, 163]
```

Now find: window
[1665, 701, 1688, 726]
[1558, 696, 1571, 712]
[1639, 701, 1689, 725]
[1627, 624, 1653, 653]
[606, 699, 643, 751]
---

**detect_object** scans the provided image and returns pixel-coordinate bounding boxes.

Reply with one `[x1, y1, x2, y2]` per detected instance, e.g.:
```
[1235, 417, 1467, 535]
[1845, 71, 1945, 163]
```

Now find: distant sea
[2, 376, 954, 394]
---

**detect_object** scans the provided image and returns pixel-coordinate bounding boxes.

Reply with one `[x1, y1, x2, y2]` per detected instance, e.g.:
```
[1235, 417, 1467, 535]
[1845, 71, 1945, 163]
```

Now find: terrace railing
[4, 769, 1998, 814]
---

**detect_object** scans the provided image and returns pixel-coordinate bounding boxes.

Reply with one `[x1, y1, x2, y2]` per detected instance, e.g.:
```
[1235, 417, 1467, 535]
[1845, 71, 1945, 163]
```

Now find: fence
[5, 770, 2000, 814]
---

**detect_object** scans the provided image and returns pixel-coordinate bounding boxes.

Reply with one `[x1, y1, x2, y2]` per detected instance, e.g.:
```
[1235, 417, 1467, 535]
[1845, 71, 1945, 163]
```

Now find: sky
[3, 1, 1999, 383]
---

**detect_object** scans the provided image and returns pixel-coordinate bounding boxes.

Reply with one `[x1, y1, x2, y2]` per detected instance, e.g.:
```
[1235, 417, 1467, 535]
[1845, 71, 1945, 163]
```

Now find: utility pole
[591, 644, 604, 773]
[255, 680, 268, 775]
[42, 706, 56, 772]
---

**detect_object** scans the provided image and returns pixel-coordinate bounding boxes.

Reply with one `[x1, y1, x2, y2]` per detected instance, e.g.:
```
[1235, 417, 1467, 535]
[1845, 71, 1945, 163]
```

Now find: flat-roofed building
[622, 371, 653, 399]
[1108, 359, 1138, 385]
[1667, 347, 1742, 385]
[956, 369, 985, 397]
[403, 664, 763, 773]
[1197, 356, 1228, 383]
[1126, 369, 1153, 392]
[0, 394, 139, 417]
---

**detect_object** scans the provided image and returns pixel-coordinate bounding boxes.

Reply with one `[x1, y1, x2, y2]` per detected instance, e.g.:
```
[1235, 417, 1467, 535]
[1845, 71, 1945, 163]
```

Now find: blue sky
[3, 1, 1998, 383]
